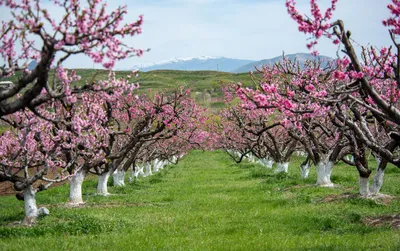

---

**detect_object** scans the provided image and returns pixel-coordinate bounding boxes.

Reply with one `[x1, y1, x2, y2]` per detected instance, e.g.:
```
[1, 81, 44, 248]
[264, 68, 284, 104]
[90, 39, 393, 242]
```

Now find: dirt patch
[320, 193, 395, 205]
[364, 215, 400, 230]
[321, 193, 358, 202]
[0, 181, 17, 196]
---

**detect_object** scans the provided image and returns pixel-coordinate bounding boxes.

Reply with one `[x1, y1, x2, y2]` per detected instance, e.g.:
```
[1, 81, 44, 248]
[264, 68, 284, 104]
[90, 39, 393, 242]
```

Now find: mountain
[232, 53, 332, 73]
[28, 60, 37, 70]
[132, 56, 255, 72]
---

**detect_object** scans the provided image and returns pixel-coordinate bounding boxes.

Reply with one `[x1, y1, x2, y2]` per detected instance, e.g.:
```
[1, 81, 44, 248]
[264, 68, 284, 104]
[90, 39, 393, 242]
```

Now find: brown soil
[321, 193, 358, 202]
[320, 193, 395, 205]
[0, 181, 17, 196]
[364, 215, 400, 230]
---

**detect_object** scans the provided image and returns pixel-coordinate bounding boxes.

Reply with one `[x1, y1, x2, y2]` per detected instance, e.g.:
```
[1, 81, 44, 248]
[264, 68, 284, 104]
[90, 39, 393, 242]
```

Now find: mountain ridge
[232, 53, 332, 73]
[132, 56, 255, 72]
[131, 53, 332, 73]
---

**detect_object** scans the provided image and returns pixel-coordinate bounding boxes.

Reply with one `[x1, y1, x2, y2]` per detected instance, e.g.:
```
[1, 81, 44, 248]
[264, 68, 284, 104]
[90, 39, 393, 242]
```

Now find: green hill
[71, 69, 255, 91]
[4, 69, 258, 110]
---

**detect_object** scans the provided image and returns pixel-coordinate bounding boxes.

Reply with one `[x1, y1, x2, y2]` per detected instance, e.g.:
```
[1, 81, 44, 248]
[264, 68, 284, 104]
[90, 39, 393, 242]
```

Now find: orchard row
[0, 0, 399, 225]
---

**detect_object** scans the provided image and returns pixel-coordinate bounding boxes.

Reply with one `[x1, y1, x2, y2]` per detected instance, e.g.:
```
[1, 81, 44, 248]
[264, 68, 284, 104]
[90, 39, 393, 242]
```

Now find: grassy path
[0, 150, 399, 250]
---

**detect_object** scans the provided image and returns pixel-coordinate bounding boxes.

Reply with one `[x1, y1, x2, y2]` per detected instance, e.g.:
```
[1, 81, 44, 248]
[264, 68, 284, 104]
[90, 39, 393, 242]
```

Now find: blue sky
[0, 0, 394, 69]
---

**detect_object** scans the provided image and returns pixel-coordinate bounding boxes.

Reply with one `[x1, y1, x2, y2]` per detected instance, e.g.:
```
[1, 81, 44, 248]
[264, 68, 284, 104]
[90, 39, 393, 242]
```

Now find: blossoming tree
[0, 0, 144, 116]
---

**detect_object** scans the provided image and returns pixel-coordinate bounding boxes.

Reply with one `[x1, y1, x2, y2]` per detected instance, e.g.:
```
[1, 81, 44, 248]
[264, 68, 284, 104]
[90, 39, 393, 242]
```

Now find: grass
[0, 150, 399, 250]
[67, 69, 258, 92]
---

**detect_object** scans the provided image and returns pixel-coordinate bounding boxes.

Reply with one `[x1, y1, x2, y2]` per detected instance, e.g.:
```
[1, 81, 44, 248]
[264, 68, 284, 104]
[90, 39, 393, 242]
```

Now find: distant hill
[232, 53, 332, 73]
[131, 54, 332, 73]
[28, 60, 37, 70]
[132, 56, 255, 72]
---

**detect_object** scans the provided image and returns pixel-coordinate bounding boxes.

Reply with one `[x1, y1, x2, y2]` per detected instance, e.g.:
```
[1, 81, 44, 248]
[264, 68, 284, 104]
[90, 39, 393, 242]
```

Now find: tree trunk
[274, 162, 289, 173]
[358, 176, 370, 196]
[69, 169, 86, 204]
[316, 159, 334, 187]
[265, 159, 274, 168]
[247, 153, 255, 162]
[153, 159, 160, 173]
[113, 169, 126, 187]
[145, 162, 153, 176]
[300, 162, 311, 178]
[97, 171, 111, 195]
[259, 158, 273, 168]
[159, 160, 167, 170]
[136, 164, 146, 177]
[370, 167, 385, 194]
[23, 185, 39, 224]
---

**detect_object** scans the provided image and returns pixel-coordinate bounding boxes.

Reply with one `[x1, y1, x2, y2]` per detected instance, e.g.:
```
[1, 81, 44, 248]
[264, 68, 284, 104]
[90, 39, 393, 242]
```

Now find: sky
[0, 0, 394, 69]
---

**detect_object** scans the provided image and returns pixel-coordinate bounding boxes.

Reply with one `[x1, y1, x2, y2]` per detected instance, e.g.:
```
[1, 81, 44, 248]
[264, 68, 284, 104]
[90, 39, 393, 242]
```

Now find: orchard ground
[0, 150, 399, 250]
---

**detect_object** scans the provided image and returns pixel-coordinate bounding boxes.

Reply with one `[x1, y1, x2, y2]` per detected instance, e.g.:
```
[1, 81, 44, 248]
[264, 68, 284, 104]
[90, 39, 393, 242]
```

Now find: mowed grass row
[0, 150, 399, 250]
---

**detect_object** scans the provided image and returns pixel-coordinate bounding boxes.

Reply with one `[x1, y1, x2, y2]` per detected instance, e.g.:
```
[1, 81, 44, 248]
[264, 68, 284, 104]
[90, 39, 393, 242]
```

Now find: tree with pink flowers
[0, 0, 146, 221]
[0, 69, 137, 220]
[284, 0, 400, 195]
[109, 89, 208, 188]
[0, 0, 144, 117]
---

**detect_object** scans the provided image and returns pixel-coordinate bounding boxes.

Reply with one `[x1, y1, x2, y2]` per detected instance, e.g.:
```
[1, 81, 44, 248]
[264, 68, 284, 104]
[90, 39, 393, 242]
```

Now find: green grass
[0, 150, 399, 250]
[72, 69, 258, 109]
[66, 69, 257, 92]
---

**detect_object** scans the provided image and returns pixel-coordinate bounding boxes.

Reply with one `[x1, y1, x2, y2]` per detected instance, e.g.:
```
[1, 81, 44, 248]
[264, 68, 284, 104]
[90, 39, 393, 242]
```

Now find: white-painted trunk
[145, 162, 153, 176]
[235, 151, 241, 159]
[97, 172, 111, 195]
[128, 166, 135, 182]
[265, 159, 274, 168]
[24, 185, 39, 221]
[140, 165, 146, 177]
[274, 162, 289, 173]
[153, 159, 160, 173]
[316, 160, 334, 187]
[69, 169, 86, 204]
[358, 177, 370, 196]
[159, 160, 168, 169]
[247, 153, 255, 162]
[370, 168, 385, 194]
[374, 156, 382, 167]
[257, 158, 273, 168]
[300, 163, 311, 178]
[113, 169, 126, 187]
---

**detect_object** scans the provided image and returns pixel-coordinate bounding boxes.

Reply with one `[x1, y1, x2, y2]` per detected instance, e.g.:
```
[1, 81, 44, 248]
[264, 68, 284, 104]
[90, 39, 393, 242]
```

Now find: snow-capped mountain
[28, 60, 37, 70]
[131, 54, 332, 73]
[132, 56, 255, 72]
[232, 53, 332, 73]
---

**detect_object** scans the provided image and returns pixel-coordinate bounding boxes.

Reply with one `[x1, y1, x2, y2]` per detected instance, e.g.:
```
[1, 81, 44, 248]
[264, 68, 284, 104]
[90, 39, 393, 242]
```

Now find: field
[0, 150, 399, 250]
[4, 69, 257, 110]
